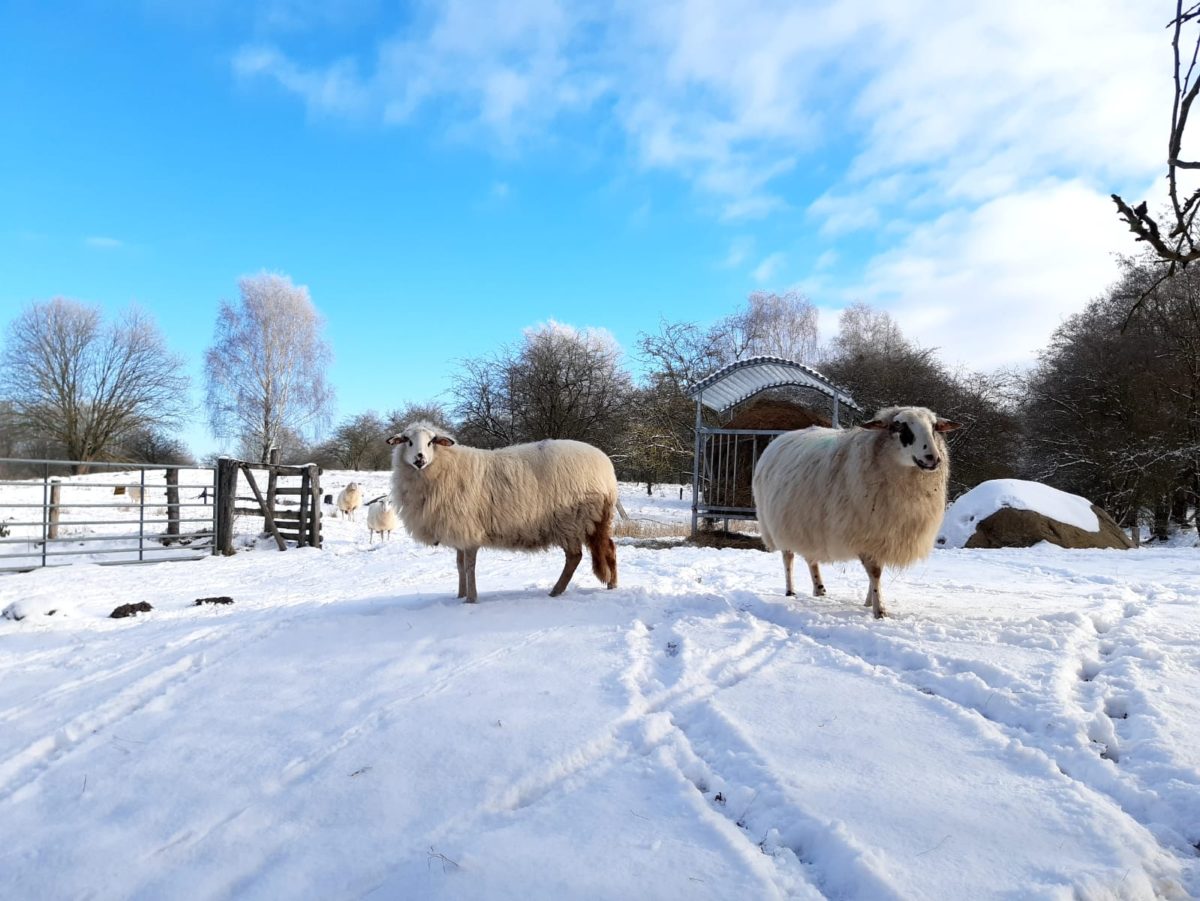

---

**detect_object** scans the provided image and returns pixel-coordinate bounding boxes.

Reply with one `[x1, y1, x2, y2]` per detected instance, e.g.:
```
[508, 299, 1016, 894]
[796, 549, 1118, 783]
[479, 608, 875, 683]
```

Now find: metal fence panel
[691, 428, 788, 533]
[0, 459, 217, 573]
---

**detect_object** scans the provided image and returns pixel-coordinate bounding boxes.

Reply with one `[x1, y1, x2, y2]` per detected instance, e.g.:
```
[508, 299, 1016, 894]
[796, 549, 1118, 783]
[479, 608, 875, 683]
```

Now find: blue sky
[0, 1, 1171, 456]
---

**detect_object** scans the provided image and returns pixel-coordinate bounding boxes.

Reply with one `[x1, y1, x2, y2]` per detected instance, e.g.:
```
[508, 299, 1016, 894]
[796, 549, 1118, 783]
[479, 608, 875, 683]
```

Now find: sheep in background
[113, 484, 144, 511]
[367, 498, 399, 542]
[752, 406, 960, 618]
[114, 484, 143, 504]
[336, 483, 363, 521]
[386, 421, 618, 602]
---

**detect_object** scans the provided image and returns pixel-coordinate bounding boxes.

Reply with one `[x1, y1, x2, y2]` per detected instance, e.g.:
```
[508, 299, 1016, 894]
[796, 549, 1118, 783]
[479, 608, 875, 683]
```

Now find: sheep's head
[861, 407, 960, 471]
[386, 421, 456, 472]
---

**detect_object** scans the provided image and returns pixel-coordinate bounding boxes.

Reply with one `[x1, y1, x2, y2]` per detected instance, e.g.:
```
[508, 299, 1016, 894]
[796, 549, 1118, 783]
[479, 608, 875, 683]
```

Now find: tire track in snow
[461, 609, 892, 900]
[729, 586, 1200, 862]
[271, 626, 568, 789]
[0, 624, 226, 727]
[622, 611, 903, 901]
[135, 626, 573, 868]
[0, 619, 282, 804]
[479, 618, 788, 816]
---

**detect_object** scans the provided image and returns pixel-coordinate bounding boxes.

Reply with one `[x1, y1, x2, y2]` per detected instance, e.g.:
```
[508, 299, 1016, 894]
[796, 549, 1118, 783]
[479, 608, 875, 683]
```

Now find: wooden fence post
[308, 464, 322, 548]
[267, 446, 280, 512]
[48, 479, 61, 540]
[215, 457, 238, 556]
[165, 469, 180, 544]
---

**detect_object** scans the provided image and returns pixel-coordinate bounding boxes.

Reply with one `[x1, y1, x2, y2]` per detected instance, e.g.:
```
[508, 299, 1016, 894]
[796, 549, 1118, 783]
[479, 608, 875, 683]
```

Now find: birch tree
[204, 273, 334, 462]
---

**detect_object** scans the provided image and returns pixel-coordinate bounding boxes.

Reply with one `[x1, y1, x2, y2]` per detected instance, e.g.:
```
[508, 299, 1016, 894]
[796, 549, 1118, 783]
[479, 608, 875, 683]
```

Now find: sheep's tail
[588, 497, 619, 589]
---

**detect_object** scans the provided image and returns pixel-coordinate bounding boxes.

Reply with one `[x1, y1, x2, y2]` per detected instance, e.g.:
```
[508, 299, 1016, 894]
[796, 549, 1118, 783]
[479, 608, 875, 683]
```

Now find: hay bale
[964, 506, 1133, 550]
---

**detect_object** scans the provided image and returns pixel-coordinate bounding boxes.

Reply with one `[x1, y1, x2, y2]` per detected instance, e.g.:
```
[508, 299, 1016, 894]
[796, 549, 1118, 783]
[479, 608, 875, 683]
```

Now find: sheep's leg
[859, 555, 886, 618]
[782, 550, 796, 597]
[456, 549, 467, 599]
[463, 547, 479, 603]
[808, 560, 826, 597]
[550, 545, 583, 597]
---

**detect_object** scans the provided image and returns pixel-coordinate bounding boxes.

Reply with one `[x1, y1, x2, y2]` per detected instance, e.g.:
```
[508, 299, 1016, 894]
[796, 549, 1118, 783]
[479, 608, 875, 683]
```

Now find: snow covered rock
[938, 479, 1132, 550]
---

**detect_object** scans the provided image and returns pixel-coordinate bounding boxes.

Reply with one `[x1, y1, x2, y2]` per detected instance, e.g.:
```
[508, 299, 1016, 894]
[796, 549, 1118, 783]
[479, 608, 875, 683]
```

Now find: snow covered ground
[1, 476, 1198, 899]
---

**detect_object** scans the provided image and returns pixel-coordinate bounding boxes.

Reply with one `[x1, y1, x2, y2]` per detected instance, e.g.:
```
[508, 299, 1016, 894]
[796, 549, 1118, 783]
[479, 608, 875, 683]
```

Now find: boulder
[938, 479, 1133, 550]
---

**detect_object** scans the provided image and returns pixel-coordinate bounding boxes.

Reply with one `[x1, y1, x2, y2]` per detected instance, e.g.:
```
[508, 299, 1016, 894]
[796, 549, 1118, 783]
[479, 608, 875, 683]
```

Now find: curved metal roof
[687, 355, 862, 414]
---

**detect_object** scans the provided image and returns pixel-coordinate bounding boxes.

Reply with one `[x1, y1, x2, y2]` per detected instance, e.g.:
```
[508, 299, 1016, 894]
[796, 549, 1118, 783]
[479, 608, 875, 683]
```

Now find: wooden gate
[213, 457, 322, 555]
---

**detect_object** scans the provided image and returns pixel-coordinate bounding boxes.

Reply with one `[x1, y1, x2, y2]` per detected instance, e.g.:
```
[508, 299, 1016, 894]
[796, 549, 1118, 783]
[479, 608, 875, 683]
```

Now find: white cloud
[721, 235, 754, 268]
[850, 179, 1136, 370]
[813, 249, 837, 271]
[229, 2, 1166, 225]
[752, 251, 785, 284]
[84, 236, 123, 249]
[234, 45, 370, 117]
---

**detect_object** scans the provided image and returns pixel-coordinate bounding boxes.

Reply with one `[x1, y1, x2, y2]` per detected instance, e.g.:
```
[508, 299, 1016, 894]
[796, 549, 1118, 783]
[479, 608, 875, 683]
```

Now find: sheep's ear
[432, 435, 456, 447]
[860, 420, 888, 430]
[934, 419, 962, 433]
[386, 434, 410, 446]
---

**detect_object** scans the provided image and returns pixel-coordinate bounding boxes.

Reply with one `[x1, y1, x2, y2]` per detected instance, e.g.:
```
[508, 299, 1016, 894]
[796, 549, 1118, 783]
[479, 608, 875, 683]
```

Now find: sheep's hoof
[606, 581, 616, 590]
[785, 590, 796, 597]
[548, 588, 564, 598]
[873, 609, 888, 620]
[463, 597, 477, 604]
[813, 586, 826, 597]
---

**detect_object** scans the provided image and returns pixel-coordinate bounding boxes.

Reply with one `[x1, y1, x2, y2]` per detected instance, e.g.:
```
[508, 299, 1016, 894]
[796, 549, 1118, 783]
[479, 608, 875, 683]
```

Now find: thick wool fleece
[392, 438, 618, 586]
[752, 408, 950, 568]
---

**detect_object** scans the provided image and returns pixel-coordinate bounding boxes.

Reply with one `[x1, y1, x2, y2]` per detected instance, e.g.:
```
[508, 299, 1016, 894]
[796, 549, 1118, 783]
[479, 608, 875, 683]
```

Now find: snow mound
[939, 479, 1100, 549]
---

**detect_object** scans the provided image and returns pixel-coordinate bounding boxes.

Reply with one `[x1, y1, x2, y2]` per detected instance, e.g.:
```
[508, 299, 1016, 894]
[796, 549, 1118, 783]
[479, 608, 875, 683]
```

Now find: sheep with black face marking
[386, 422, 618, 602]
[752, 406, 960, 618]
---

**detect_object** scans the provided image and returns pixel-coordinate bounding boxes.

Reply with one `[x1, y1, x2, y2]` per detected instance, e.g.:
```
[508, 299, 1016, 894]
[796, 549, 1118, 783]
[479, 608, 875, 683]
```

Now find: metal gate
[0, 458, 217, 573]
[691, 427, 786, 533]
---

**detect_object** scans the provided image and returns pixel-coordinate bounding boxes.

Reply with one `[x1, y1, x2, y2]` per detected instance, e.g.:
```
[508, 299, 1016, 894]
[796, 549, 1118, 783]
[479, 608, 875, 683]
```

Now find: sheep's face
[386, 423, 456, 472]
[862, 407, 960, 471]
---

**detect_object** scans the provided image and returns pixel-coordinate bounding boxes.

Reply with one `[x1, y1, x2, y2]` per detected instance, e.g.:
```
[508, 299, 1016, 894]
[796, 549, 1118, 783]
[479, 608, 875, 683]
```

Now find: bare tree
[204, 273, 335, 463]
[1112, 2, 1200, 321]
[1024, 258, 1200, 534]
[453, 321, 633, 452]
[631, 320, 729, 490]
[0, 298, 189, 473]
[717, 290, 821, 363]
[116, 425, 194, 466]
[319, 411, 393, 470]
[384, 401, 456, 435]
[825, 302, 908, 360]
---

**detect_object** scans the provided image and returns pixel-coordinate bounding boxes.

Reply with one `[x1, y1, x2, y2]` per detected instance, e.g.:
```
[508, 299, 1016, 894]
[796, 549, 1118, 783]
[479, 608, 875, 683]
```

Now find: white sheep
[752, 406, 960, 618]
[114, 484, 143, 504]
[366, 498, 399, 542]
[386, 421, 618, 602]
[336, 483, 362, 521]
